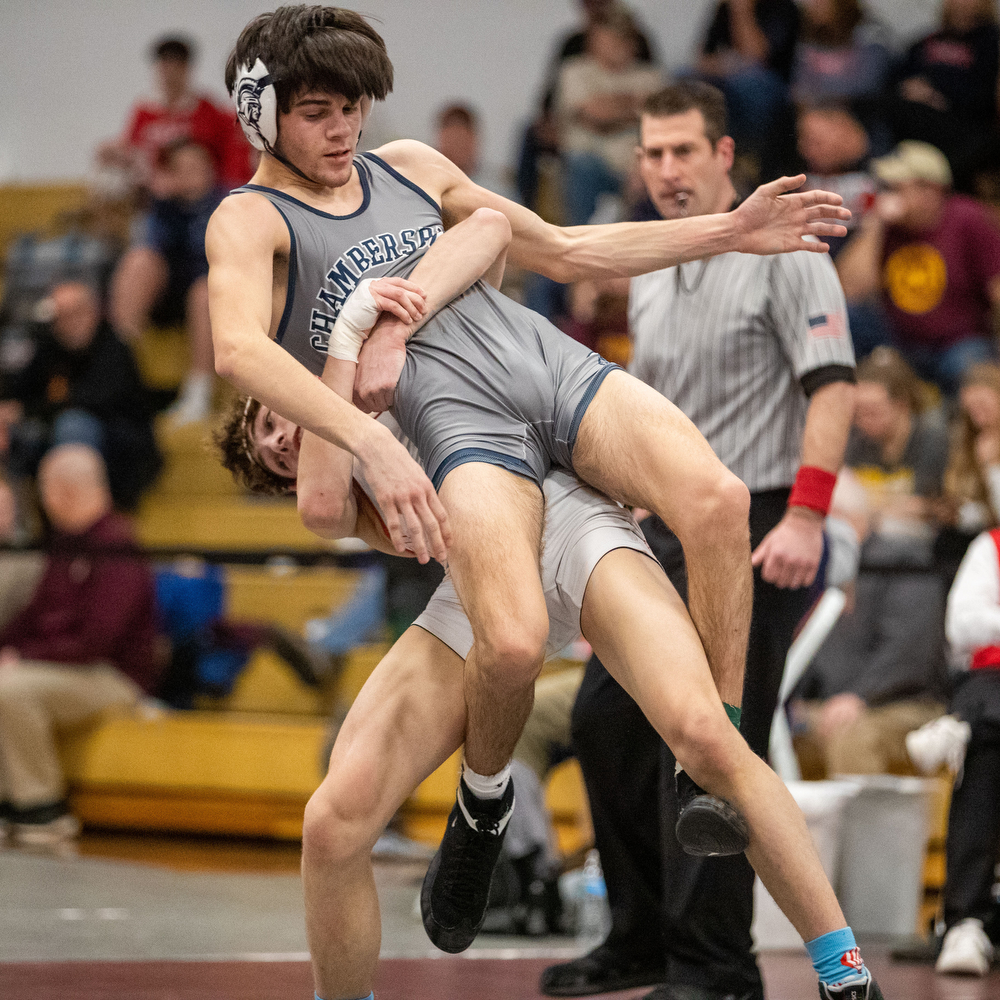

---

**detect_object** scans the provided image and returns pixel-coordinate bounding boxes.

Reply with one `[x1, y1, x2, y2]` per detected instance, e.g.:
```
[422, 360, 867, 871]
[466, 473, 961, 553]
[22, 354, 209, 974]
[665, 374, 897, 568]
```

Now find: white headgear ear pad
[234, 58, 278, 154]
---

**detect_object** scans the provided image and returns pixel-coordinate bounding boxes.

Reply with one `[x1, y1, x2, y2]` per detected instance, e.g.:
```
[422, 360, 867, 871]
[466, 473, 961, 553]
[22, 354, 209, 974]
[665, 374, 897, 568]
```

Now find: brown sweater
[0, 513, 160, 694]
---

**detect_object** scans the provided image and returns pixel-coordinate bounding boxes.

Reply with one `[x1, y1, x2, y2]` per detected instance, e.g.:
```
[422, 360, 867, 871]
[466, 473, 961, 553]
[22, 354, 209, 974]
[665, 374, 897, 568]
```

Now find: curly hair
[214, 395, 295, 496]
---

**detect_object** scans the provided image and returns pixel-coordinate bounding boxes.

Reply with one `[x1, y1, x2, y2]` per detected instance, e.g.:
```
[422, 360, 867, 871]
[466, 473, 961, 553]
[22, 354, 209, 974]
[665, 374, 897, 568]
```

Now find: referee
[542, 83, 857, 1000]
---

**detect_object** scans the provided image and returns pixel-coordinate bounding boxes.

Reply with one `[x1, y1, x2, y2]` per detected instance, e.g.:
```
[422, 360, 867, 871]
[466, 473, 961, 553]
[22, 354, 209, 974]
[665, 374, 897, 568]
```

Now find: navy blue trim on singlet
[238, 164, 372, 220]
[431, 448, 539, 492]
[567, 361, 623, 455]
[270, 204, 298, 346]
[362, 153, 441, 213]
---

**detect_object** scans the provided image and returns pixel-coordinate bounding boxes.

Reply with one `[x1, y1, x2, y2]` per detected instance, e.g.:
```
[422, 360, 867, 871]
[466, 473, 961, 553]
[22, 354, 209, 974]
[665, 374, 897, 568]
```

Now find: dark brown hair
[855, 346, 928, 415]
[437, 103, 478, 132]
[801, 0, 864, 47]
[590, 4, 642, 49]
[153, 36, 193, 63]
[225, 6, 393, 113]
[642, 81, 728, 146]
[215, 395, 295, 496]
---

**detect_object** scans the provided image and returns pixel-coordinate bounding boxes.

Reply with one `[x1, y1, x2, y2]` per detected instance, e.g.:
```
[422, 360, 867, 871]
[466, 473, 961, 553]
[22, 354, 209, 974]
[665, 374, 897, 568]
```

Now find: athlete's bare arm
[352, 206, 512, 412]
[206, 191, 451, 564]
[373, 140, 852, 280]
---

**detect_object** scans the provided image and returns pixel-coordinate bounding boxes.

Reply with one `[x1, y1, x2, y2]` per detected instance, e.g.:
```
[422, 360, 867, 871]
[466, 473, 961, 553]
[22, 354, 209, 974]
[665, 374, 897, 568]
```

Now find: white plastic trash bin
[836, 774, 933, 937]
[752, 780, 861, 951]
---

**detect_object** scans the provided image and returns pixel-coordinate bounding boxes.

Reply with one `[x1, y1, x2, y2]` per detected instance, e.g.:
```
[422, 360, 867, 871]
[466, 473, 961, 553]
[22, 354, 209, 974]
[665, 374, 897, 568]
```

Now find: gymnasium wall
[0, 0, 941, 184]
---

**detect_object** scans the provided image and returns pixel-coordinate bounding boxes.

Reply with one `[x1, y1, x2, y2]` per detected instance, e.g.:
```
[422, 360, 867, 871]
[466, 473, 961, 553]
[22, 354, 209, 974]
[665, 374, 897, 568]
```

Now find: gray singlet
[231, 152, 617, 489]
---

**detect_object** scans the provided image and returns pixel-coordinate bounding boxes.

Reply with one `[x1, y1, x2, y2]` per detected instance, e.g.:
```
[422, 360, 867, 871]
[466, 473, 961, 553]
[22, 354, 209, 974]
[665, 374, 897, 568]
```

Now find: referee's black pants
[571, 489, 815, 997]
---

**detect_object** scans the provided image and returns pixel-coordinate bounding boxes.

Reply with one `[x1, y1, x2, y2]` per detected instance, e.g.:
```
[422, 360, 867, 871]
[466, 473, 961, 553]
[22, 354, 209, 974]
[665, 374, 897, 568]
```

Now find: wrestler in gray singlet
[231, 153, 618, 491]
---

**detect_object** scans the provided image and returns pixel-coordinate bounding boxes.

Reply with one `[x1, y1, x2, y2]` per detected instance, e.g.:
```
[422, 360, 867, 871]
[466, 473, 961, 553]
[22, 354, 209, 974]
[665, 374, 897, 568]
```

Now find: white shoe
[14, 812, 81, 847]
[906, 714, 971, 774]
[937, 918, 993, 976]
[166, 374, 213, 426]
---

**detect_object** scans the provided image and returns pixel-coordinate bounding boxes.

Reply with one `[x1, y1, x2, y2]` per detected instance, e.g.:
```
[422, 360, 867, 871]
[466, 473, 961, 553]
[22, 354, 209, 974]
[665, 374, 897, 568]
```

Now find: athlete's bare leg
[573, 370, 751, 710]
[437, 462, 548, 775]
[582, 548, 846, 941]
[302, 627, 467, 1000]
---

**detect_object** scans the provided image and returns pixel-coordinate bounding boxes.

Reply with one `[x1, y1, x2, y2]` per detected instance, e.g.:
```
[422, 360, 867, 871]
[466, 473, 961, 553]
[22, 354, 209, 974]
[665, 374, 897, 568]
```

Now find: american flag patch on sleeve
[808, 312, 847, 339]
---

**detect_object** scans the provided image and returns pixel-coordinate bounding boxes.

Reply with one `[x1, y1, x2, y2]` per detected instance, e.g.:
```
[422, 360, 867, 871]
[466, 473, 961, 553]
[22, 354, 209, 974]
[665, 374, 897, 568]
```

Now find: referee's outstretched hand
[733, 175, 850, 256]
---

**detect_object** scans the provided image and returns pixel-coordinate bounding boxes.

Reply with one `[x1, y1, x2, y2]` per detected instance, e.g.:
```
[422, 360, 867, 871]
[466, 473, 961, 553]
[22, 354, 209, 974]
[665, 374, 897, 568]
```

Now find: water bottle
[577, 849, 611, 946]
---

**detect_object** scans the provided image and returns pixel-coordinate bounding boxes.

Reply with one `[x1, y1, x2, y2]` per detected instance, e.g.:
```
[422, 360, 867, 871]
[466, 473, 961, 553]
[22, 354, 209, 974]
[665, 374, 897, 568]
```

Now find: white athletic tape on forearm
[327, 279, 380, 362]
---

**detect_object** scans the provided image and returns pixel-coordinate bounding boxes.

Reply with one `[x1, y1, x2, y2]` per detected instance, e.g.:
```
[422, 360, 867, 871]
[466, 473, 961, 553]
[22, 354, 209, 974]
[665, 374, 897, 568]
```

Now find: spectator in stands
[555, 5, 661, 225]
[696, 0, 801, 159]
[0, 281, 161, 512]
[889, 0, 999, 192]
[435, 103, 480, 179]
[790, 0, 891, 105]
[944, 363, 1000, 538]
[797, 102, 887, 359]
[0, 445, 159, 846]
[516, 0, 655, 212]
[798, 103, 877, 259]
[433, 103, 511, 200]
[790, 348, 950, 776]
[0, 475, 44, 639]
[110, 139, 223, 425]
[97, 35, 252, 196]
[930, 524, 1000, 975]
[837, 141, 1000, 396]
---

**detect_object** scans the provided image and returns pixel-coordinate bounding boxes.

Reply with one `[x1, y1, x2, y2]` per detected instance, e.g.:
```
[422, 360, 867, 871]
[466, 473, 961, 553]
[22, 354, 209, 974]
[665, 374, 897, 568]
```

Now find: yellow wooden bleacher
[0, 180, 591, 856]
[0, 182, 87, 256]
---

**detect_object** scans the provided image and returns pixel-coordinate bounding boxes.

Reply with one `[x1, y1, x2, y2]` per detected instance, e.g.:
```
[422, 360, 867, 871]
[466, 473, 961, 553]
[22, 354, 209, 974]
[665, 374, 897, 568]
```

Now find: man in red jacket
[103, 35, 253, 195]
[0, 445, 159, 847]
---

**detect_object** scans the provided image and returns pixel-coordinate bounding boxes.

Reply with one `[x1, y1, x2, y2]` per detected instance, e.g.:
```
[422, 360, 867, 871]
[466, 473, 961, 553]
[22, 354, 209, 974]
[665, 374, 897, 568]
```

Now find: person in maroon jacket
[0, 444, 159, 846]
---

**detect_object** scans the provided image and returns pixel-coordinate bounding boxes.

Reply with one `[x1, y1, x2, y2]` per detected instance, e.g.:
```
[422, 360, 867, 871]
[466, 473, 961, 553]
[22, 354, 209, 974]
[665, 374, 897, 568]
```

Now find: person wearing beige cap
[837, 140, 1000, 395]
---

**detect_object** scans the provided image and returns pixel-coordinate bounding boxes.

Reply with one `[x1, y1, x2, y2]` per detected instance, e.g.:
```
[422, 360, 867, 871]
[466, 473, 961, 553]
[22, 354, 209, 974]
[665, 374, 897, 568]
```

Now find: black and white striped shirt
[629, 250, 855, 493]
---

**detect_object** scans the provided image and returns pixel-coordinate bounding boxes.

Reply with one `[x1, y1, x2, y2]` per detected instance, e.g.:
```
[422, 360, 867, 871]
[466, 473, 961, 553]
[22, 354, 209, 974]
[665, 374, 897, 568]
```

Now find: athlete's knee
[669, 704, 740, 784]
[474, 614, 548, 684]
[302, 777, 379, 868]
[678, 468, 750, 544]
[467, 206, 512, 244]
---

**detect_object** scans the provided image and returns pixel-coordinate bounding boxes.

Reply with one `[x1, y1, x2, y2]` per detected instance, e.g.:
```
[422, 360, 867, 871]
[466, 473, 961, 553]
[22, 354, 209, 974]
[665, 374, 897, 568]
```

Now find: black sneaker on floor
[819, 973, 885, 1000]
[540, 946, 666, 997]
[420, 776, 514, 953]
[674, 769, 750, 857]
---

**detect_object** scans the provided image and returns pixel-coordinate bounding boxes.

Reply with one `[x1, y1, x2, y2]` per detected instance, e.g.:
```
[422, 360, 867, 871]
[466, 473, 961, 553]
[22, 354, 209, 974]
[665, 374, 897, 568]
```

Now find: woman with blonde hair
[945, 362, 1000, 533]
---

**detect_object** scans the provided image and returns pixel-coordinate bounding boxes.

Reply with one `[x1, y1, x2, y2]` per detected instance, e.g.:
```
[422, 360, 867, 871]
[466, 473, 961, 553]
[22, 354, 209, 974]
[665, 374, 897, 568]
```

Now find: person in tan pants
[0, 445, 160, 846]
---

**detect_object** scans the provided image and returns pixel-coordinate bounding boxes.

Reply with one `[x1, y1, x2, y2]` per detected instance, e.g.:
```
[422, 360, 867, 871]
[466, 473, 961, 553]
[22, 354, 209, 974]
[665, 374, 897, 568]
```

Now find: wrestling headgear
[234, 58, 279, 155]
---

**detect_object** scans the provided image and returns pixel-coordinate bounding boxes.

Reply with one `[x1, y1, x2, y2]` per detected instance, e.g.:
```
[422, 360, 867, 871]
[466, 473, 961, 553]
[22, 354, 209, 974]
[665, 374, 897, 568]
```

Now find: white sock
[462, 760, 511, 800]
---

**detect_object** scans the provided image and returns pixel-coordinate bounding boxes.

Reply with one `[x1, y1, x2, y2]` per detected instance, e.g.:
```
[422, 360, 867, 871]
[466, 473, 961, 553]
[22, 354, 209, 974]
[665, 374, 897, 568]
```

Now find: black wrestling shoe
[540, 945, 666, 997]
[643, 984, 763, 1000]
[674, 769, 750, 857]
[420, 776, 514, 953]
[819, 973, 885, 1000]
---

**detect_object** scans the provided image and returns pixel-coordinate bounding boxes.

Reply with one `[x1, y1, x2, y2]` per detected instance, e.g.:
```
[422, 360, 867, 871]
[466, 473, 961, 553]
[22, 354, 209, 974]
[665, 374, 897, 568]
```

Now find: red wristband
[788, 465, 836, 516]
